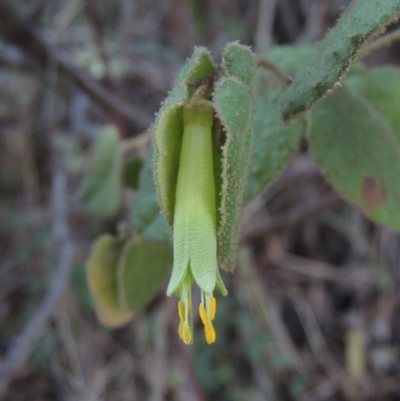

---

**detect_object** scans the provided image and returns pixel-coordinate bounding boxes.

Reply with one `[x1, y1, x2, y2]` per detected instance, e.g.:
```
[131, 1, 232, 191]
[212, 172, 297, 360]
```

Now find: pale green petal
[216, 269, 228, 296]
[170, 101, 218, 295]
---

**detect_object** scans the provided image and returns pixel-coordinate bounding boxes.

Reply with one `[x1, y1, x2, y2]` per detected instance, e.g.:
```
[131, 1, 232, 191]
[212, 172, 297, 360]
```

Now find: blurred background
[1, 0, 400, 400]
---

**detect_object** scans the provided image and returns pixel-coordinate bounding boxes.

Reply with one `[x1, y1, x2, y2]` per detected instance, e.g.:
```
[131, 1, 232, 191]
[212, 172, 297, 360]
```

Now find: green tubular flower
[152, 44, 255, 344]
[166, 100, 227, 344]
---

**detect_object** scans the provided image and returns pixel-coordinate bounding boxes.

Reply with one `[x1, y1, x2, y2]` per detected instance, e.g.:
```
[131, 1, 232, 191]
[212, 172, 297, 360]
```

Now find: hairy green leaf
[309, 88, 400, 232]
[280, 0, 400, 122]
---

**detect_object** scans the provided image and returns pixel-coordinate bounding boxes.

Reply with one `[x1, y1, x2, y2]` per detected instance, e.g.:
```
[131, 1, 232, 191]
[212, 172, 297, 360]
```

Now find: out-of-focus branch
[242, 193, 342, 243]
[359, 27, 400, 59]
[0, 0, 152, 130]
[0, 158, 74, 398]
[255, 0, 278, 54]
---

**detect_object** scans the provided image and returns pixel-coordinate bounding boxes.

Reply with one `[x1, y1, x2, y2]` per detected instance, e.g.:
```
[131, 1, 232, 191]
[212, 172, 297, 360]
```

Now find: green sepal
[216, 269, 228, 296]
[222, 41, 256, 87]
[153, 48, 215, 227]
[213, 76, 253, 271]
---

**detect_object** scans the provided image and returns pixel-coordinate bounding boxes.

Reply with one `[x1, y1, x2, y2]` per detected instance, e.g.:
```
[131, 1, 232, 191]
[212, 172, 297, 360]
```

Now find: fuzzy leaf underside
[132, 147, 170, 243]
[118, 238, 172, 310]
[153, 48, 215, 226]
[80, 126, 122, 217]
[309, 87, 400, 232]
[280, 0, 400, 122]
[86, 235, 134, 327]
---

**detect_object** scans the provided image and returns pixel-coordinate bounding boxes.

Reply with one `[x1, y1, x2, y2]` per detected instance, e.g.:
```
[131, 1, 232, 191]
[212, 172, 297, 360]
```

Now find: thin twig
[257, 58, 293, 85]
[0, 158, 74, 397]
[359, 28, 400, 59]
[0, 0, 152, 129]
[255, 0, 278, 54]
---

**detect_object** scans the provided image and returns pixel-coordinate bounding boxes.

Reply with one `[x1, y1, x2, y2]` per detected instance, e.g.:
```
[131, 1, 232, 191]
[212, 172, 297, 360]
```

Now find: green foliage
[86, 234, 173, 327]
[347, 67, 400, 141]
[263, 45, 315, 77]
[244, 45, 311, 202]
[309, 87, 400, 232]
[118, 238, 172, 310]
[245, 87, 304, 202]
[280, 0, 400, 122]
[80, 126, 122, 216]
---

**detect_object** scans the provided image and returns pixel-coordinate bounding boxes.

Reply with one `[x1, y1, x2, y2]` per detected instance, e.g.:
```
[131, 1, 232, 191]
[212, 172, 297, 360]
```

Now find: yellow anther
[178, 320, 184, 339]
[204, 322, 216, 344]
[178, 300, 185, 322]
[199, 303, 208, 326]
[210, 296, 217, 321]
[182, 321, 192, 344]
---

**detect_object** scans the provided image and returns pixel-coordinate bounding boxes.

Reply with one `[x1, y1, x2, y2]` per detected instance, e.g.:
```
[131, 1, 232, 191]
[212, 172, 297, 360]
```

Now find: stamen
[178, 300, 185, 322]
[199, 302, 217, 344]
[199, 303, 208, 326]
[204, 321, 216, 344]
[210, 297, 217, 321]
[182, 321, 192, 344]
[178, 320, 184, 339]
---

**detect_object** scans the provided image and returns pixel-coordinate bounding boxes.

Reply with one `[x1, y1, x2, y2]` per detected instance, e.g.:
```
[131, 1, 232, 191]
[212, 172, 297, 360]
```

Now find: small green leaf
[280, 0, 400, 122]
[80, 126, 122, 216]
[86, 235, 134, 327]
[309, 87, 400, 232]
[118, 238, 172, 310]
[245, 87, 304, 202]
[346, 67, 400, 141]
[122, 157, 143, 190]
[132, 147, 170, 243]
